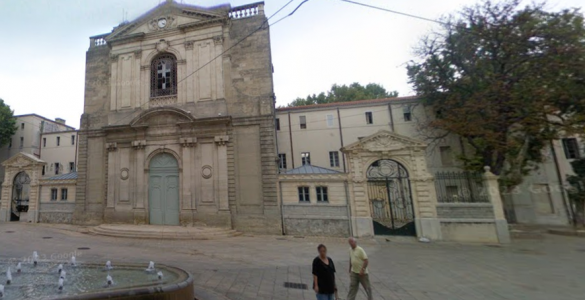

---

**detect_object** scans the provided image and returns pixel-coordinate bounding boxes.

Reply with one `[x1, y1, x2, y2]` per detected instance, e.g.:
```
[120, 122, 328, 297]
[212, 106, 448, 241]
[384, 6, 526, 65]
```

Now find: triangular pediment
[1, 152, 45, 167]
[341, 130, 427, 153]
[106, 1, 228, 42]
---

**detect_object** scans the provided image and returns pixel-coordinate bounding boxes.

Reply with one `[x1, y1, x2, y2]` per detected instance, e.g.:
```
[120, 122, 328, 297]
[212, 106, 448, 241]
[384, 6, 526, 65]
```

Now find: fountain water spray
[0, 284, 4, 297]
[60, 270, 66, 280]
[106, 275, 113, 286]
[71, 256, 76, 266]
[16, 263, 21, 273]
[6, 268, 11, 285]
[146, 261, 155, 272]
[157, 271, 163, 280]
[58, 264, 63, 274]
[105, 261, 113, 270]
[58, 277, 64, 291]
[33, 251, 39, 266]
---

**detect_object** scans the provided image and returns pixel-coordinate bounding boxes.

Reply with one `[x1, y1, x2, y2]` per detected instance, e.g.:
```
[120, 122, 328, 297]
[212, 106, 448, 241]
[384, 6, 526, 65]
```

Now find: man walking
[347, 237, 373, 300]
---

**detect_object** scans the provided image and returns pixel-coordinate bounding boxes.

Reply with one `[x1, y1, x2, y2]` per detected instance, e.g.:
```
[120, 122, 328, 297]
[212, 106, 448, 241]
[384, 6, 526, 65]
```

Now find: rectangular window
[365, 111, 373, 124]
[329, 151, 340, 167]
[298, 186, 310, 202]
[50, 188, 58, 201]
[403, 107, 412, 122]
[61, 188, 68, 200]
[56, 136, 60, 146]
[43, 138, 46, 147]
[299, 116, 307, 129]
[275, 118, 280, 131]
[326, 114, 334, 127]
[69, 162, 75, 172]
[440, 146, 453, 166]
[42, 166, 45, 176]
[21, 123, 24, 129]
[19, 137, 23, 148]
[301, 152, 311, 166]
[278, 153, 287, 169]
[71, 135, 75, 145]
[562, 138, 580, 159]
[316, 186, 328, 202]
[55, 163, 60, 175]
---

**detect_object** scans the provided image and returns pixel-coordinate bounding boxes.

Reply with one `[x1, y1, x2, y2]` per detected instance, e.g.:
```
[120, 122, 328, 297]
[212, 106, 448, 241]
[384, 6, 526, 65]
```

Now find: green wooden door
[148, 153, 180, 225]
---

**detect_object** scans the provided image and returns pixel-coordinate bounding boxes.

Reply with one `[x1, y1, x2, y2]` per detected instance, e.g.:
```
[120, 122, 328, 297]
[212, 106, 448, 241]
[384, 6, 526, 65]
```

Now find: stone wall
[436, 203, 495, 219]
[283, 205, 350, 237]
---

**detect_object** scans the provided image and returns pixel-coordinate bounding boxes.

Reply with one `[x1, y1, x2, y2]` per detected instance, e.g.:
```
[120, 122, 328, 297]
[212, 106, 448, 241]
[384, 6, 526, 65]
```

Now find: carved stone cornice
[180, 137, 197, 147]
[213, 35, 224, 45]
[132, 140, 146, 150]
[214, 135, 229, 146]
[106, 142, 118, 152]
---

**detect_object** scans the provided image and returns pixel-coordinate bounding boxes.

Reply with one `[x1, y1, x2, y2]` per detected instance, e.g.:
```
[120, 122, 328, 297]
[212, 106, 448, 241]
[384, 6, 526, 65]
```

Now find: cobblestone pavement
[0, 223, 584, 300]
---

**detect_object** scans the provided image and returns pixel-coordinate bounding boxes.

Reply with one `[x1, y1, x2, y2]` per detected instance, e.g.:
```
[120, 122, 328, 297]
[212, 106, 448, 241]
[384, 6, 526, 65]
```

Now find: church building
[74, 0, 280, 233]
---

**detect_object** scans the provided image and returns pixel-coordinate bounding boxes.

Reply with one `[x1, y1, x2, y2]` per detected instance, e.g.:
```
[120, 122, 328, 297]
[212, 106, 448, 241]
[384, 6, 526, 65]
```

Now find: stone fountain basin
[0, 260, 193, 300]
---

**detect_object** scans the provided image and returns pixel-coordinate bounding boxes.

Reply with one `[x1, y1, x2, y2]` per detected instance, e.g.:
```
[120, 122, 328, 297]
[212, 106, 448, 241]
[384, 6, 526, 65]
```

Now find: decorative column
[483, 166, 511, 243]
[180, 137, 197, 210]
[106, 142, 117, 208]
[347, 151, 374, 237]
[132, 140, 146, 209]
[0, 170, 13, 221]
[215, 136, 229, 211]
[184, 41, 194, 103]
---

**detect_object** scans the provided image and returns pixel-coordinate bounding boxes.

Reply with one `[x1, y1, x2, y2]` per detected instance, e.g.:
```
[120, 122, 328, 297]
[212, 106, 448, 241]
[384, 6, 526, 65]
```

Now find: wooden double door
[148, 153, 180, 225]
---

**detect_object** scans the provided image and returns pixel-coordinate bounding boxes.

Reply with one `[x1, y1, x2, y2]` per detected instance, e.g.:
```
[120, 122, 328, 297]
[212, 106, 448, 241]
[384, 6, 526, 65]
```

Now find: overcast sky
[0, 0, 581, 128]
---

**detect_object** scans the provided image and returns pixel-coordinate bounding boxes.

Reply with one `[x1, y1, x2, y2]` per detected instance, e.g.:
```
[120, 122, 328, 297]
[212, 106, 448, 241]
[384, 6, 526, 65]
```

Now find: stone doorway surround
[341, 130, 442, 240]
[0, 152, 46, 222]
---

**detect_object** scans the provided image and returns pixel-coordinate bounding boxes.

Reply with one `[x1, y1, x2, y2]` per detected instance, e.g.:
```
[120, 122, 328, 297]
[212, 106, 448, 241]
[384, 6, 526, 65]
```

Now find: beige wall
[40, 182, 76, 203]
[0, 115, 75, 183]
[40, 131, 78, 177]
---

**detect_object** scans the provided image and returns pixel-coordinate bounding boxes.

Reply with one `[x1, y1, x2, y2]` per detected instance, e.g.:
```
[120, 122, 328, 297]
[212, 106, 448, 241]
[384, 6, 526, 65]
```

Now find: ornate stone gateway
[148, 153, 180, 225]
[11, 172, 31, 221]
[366, 159, 416, 236]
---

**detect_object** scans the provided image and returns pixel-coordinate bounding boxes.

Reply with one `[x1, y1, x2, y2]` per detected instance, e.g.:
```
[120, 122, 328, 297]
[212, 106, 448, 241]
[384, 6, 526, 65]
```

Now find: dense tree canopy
[407, 0, 585, 189]
[287, 83, 398, 107]
[0, 99, 16, 147]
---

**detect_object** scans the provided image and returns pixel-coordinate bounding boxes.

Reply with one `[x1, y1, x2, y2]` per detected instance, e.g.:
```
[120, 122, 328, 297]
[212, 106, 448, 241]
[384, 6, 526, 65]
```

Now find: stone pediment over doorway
[129, 107, 195, 127]
[105, 0, 228, 44]
[341, 130, 427, 153]
[1, 152, 45, 168]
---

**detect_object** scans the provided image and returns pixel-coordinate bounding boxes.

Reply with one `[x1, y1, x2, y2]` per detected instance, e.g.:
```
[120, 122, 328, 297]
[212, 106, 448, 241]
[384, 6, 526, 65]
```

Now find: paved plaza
[0, 223, 583, 300]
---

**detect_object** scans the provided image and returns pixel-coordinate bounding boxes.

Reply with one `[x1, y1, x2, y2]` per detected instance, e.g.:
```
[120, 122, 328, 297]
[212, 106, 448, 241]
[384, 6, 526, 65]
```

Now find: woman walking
[312, 244, 338, 300]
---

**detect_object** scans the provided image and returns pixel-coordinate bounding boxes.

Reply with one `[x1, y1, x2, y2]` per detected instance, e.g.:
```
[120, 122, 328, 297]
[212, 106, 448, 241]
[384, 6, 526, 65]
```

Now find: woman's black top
[312, 256, 336, 294]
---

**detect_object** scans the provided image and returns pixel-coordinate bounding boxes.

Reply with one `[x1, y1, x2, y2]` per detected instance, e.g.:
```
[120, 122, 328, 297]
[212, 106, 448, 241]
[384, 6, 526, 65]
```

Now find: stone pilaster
[215, 136, 229, 211]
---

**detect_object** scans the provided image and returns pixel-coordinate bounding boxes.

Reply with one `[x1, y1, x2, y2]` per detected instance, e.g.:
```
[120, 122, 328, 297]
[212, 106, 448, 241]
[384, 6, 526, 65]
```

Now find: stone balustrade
[89, 34, 109, 49]
[229, 2, 264, 19]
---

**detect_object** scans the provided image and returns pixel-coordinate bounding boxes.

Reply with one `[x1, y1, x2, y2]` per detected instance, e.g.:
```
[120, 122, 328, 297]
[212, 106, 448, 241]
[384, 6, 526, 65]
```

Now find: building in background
[275, 96, 575, 241]
[0, 114, 78, 222]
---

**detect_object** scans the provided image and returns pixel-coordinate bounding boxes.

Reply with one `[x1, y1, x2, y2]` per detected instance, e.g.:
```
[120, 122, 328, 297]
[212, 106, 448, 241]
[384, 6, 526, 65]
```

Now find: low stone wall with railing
[229, 2, 264, 19]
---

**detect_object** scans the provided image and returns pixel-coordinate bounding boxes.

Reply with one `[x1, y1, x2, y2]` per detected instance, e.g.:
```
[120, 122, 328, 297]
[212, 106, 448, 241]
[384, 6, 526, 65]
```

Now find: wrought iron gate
[366, 160, 416, 236]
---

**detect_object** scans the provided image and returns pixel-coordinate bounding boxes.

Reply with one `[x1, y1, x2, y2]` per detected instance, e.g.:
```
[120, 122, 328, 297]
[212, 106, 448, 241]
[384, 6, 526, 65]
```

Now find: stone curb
[547, 228, 585, 238]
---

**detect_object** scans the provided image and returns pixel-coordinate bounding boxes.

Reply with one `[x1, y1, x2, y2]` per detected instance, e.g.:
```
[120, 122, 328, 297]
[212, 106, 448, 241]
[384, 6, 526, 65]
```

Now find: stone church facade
[74, 1, 280, 233]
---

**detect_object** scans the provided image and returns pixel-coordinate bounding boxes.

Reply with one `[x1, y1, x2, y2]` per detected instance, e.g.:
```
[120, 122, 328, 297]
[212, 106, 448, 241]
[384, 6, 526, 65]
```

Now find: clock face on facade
[158, 18, 167, 28]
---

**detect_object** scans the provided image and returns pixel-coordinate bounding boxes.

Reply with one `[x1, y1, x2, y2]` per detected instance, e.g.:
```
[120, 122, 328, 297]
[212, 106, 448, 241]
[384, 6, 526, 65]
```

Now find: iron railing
[434, 171, 489, 203]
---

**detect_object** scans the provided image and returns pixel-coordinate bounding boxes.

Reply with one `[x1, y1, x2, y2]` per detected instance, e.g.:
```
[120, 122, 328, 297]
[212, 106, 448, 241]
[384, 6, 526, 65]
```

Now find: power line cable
[338, 0, 446, 25]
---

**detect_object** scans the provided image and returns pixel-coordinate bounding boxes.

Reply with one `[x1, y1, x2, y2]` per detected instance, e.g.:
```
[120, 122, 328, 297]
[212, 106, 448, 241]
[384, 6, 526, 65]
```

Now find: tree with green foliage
[407, 0, 585, 190]
[0, 99, 16, 147]
[567, 158, 585, 225]
[288, 83, 398, 107]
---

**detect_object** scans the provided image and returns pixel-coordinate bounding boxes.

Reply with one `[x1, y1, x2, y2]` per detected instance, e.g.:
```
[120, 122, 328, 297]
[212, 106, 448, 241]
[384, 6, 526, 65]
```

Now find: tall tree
[0, 99, 17, 147]
[407, 0, 585, 189]
[288, 83, 398, 107]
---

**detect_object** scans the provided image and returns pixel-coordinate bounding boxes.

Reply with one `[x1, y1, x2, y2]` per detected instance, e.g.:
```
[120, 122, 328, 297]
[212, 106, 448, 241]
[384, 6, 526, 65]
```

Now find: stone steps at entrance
[89, 224, 242, 240]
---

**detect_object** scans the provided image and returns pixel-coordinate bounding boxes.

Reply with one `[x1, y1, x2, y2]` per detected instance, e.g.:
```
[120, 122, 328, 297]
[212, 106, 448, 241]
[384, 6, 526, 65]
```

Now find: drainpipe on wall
[344, 180, 353, 237]
[337, 107, 347, 173]
[549, 140, 575, 226]
[387, 103, 395, 132]
[287, 111, 295, 168]
[279, 180, 286, 235]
